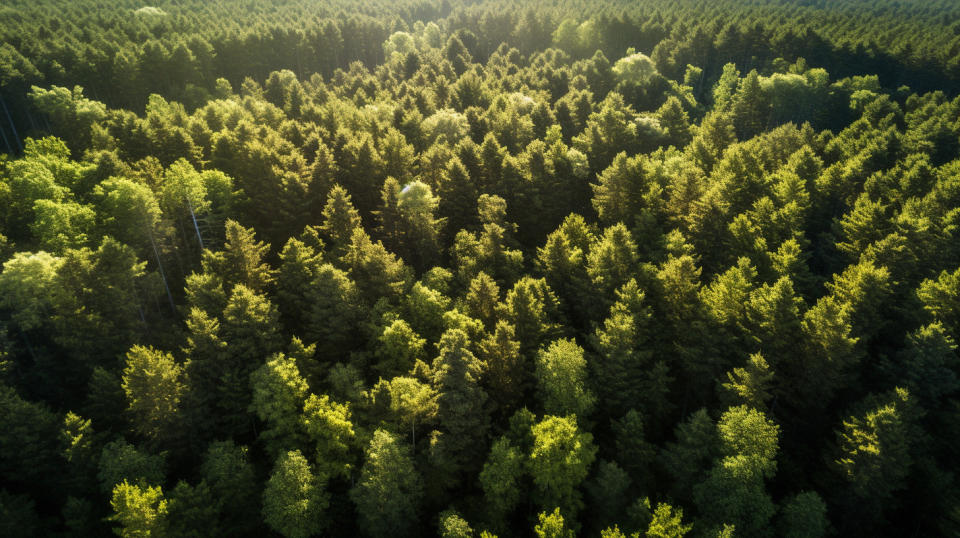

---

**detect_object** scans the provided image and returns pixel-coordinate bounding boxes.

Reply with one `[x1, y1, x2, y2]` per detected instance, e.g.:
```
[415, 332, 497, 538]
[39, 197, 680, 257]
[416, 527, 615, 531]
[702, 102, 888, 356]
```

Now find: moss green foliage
[109, 480, 168, 537]
[262, 450, 330, 538]
[1, 0, 960, 535]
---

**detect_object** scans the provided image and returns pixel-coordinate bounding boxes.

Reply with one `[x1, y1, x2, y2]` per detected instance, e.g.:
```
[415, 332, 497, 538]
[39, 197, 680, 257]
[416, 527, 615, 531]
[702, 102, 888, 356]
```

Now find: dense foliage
[2, 0, 960, 536]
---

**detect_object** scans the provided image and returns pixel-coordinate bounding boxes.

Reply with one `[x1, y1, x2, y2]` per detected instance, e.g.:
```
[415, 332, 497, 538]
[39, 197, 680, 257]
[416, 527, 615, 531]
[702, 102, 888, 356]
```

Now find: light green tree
[301, 394, 356, 479]
[375, 319, 426, 378]
[0, 250, 62, 331]
[109, 480, 168, 538]
[535, 339, 595, 418]
[122, 345, 185, 445]
[647, 499, 693, 538]
[534, 507, 575, 538]
[249, 353, 309, 457]
[30, 199, 95, 252]
[386, 376, 438, 446]
[721, 353, 774, 411]
[694, 406, 780, 537]
[527, 415, 597, 522]
[262, 450, 329, 538]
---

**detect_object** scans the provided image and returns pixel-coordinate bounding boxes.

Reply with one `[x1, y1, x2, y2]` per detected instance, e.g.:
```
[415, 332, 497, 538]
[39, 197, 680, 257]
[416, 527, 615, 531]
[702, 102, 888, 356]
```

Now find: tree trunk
[149, 228, 177, 314]
[187, 199, 205, 251]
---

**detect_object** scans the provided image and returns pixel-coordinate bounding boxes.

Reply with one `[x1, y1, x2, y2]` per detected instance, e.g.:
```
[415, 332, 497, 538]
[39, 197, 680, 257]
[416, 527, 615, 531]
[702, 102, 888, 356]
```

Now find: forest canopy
[2, 0, 960, 536]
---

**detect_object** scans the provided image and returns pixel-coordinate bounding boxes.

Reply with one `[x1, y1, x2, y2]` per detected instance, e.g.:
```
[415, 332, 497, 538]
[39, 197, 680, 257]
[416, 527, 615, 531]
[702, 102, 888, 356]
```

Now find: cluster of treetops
[2, 0, 960, 536]
[2, 0, 960, 145]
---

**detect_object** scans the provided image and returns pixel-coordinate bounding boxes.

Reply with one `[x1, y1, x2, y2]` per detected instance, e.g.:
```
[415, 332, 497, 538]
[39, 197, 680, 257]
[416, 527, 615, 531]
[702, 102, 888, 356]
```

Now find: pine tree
[276, 231, 323, 333]
[478, 321, 524, 418]
[535, 338, 595, 418]
[430, 329, 490, 484]
[320, 184, 363, 258]
[109, 481, 169, 538]
[301, 393, 355, 479]
[480, 437, 525, 532]
[304, 262, 366, 361]
[527, 415, 597, 524]
[206, 219, 276, 293]
[592, 279, 671, 420]
[657, 96, 693, 148]
[721, 353, 774, 411]
[834, 388, 918, 526]
[122, 345, 185, 447]
[731, 70, 771, 140]
[498, 277, 562, 358]
[351, 429, 423, 538]
[374, 319, 426, 378]
[262, 450, 329, 538]
[249, 353, 309, 458]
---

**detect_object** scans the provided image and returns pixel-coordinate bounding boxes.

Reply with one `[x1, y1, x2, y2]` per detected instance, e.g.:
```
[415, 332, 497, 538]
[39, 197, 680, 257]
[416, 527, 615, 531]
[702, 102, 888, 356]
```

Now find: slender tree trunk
[150, 228, 177, 314]
[186, 199, 205, 250]
[26, 108, 38, 131]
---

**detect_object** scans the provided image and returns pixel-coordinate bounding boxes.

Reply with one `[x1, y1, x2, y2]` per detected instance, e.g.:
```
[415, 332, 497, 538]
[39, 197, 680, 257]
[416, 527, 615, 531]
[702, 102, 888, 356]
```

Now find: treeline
[2, 0, 959, 152]
[3, 0, 960, 537]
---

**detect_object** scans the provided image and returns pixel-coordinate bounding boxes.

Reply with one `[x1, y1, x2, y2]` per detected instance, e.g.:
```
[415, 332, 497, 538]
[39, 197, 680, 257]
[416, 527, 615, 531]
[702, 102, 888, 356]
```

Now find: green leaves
[535, 339, 595, 418]
[693, 406, 780, 536]
[430, 329, 490, 480]
[321, 184, 363, 257]
[4, 5, 960, 538]
[249, 354, 309, 458]
[30, 199, 95, 252]
[717, 405, 780, 480]
[834, 388, 917, 501]
[200, 220, 275, 294]
[262, 450, 329, 538]
[375, 319, 426, 378]
[301, 394, 355, 478]
[646, 500, 694, 538]
[480, 437, 525, 529]
[97, 439, 165, 495]
[721, 353, 774, 411]
[535, 507, 575, 538]
[28, 86, 106, 154]
[778, 492, 828, 538]
[351, 429, 423, 537]
[527, 415, 597, 521]
[109, 480, 168, 538]
[613, 53, 658, 86]
[122, 345, 185, 445]
[0, 250, 62, 330]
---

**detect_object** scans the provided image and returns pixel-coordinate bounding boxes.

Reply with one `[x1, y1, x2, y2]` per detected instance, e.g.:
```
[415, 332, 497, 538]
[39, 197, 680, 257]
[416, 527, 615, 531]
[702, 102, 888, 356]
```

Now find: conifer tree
[352, 429, 423, 538]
